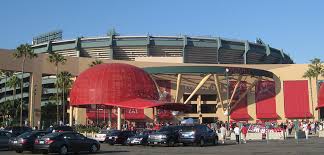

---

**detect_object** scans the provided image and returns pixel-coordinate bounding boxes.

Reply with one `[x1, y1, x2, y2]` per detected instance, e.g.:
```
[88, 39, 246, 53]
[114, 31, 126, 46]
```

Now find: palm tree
[89, 59, 103, 67]
[14, 44, 37, 126]
[0, 70, 13, 103]
[6, 74, 21, 122]
[48, 53, 67, 125]
[57, 71, 73, 124]
[303, 58, 324, 120]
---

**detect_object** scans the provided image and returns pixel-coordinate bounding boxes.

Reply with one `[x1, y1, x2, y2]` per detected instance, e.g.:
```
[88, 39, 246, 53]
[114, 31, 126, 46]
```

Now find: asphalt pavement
[2, 137, 324, 155]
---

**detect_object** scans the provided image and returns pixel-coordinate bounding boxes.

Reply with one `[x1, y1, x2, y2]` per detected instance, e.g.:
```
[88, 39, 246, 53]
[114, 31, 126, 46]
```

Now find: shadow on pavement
[80, 150, 130, 154]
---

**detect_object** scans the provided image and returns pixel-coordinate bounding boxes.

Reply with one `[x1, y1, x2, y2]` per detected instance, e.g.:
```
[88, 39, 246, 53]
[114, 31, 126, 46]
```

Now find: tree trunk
[62, 81, 65, 125]
[20, 58, 25, 126]
[13, 85, 16, 121]
[56, 66, 59, 125]
[4, 75, 7, 102]
[309, 78, 315, 121]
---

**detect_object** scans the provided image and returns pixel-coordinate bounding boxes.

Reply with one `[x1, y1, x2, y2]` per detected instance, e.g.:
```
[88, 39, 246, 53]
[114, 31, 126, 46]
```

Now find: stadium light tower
[225, 68, 230, 130]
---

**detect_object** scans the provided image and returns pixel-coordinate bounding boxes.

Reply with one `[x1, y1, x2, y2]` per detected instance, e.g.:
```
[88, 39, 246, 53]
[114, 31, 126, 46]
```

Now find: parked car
[94, 129, 119, 143]
[147, 126, 182, 147]
[46, 126, 74, 133]
[4, 126, 32, 137]
[105, 130, 135, 145]
[126, 130, 155, 146]
[179, 124, 218, 146]
[9, 131, 49, 153]
[0, 131, 12, 150]
[34, 131, 100, 155]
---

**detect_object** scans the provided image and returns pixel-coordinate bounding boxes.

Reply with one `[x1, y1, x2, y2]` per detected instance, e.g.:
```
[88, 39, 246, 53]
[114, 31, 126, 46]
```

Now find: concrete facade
[1, 48, 323, 126]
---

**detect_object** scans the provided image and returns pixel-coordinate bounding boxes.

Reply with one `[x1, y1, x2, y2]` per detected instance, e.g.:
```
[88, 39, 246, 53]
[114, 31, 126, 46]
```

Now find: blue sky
[1, 0, 323, 63]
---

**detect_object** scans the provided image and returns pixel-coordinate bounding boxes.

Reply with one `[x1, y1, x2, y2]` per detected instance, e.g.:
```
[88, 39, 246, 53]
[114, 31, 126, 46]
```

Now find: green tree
[48, 53, 66, 125]
[303, 58, 324, 120]
[56, 71, 73, 124]
[6, 74, 21, 121]
[89, 59, 103, 67]
[14, 44, 37, 126]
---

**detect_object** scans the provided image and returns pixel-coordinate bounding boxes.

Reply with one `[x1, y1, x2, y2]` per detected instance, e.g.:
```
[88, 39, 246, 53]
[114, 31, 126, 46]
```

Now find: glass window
[63, 133, 76, 139]
[75, 134, 85, 140]
[184, 104, 197, 113]
[201, 104, 217, 113]
[18, 132, 32, 138]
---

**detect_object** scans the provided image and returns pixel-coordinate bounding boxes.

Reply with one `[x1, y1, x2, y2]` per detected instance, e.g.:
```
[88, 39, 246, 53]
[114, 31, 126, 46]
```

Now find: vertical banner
[255, 81, 278, 119]
[229, 81, 250, 120]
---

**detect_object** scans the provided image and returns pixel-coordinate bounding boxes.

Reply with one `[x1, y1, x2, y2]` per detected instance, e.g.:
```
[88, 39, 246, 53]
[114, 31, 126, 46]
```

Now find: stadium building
[0, 35, 323, 128]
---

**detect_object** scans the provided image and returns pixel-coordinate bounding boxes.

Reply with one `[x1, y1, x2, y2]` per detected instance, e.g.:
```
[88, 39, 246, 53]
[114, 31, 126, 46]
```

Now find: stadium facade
[0, 35, 323, 128]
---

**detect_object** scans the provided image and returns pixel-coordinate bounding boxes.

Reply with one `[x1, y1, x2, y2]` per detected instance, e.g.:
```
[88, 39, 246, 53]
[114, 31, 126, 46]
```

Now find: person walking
[234, 125, 240, 144]
[241, 125, 248, 143]
[220, 124, 227, 144]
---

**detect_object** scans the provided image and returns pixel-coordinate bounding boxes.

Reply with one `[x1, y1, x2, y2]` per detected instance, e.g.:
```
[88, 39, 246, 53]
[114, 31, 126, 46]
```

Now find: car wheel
[15, 150, 23, 153]
[89, 144, 99, 153]
[199, 138, 205, 147]
[168, 139, 175, 147]
[59, 145, 68, 155]
[42, 151, 48, 154]
[213, 138, 218, 145]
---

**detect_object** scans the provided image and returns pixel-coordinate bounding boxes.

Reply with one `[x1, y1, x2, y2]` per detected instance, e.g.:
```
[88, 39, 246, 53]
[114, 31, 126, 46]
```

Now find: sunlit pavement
[2, 137, 324, 155]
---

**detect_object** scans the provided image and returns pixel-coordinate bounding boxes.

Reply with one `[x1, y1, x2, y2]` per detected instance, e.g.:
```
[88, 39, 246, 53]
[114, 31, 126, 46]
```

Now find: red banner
[255, 81, 278, 119]
[283, 80, 312, 118]
[230, 81, 250, 120]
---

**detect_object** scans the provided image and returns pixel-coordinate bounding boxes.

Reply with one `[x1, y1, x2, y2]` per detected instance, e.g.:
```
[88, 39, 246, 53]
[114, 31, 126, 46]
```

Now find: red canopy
[86, 111, 117, 119]
[117, 98, 164, 109]
[316, 83, 324, 110]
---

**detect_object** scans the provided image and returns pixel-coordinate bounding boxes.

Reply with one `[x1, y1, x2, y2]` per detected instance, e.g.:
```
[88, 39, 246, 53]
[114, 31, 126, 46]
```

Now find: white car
[94, 130, 119, 143]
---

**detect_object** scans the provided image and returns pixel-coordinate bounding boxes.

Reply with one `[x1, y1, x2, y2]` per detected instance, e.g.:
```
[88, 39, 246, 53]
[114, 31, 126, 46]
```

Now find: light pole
[225, 68, 230, 130]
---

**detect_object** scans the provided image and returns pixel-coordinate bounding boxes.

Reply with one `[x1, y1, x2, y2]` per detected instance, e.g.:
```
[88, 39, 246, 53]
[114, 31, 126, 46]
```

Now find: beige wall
[0, 49, 323, 125]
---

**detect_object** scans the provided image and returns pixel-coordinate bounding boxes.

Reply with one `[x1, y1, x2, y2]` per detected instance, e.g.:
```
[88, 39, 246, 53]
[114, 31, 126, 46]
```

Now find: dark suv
[179, 125, 218, 146]
[105, 131, 135, 145]
[147, 126, 181, 147]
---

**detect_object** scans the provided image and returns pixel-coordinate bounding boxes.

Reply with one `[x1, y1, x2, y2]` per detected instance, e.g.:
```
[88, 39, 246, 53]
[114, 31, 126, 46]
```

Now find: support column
[117, 107, 121, 130]
[228, 75, 243, 107]
[213, 74, 225, 112]
[69, 106, 73, 126]
[197, 95, 202, 124]
[29, 72, 42, 127]
[175, 74, 182, 102]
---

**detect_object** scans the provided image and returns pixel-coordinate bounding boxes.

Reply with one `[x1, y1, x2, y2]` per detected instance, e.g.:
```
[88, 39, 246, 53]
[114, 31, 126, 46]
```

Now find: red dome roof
[69, 63, 159, 107]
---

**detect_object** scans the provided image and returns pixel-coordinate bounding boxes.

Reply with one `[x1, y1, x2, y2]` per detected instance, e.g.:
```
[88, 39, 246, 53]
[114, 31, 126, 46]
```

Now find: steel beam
[175, 74, 182, 102]
[213, 74, 225, 112]
[184, 74, 212, 104]
[228, 75, 243, 108]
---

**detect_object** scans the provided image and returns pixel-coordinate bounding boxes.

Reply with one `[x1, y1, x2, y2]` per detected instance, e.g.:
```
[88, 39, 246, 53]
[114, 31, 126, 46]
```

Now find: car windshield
[42, 132, 61, 138]
[17, 132, 32, 138]
[107, 131, 120, 136]
[158, 126, 171, 132]
[99, 130, 108, 134]
[180, 126, 195, 132]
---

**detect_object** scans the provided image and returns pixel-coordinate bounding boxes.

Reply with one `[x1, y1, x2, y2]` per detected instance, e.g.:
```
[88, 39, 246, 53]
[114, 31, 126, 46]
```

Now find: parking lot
[2, 137, 324, 155]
